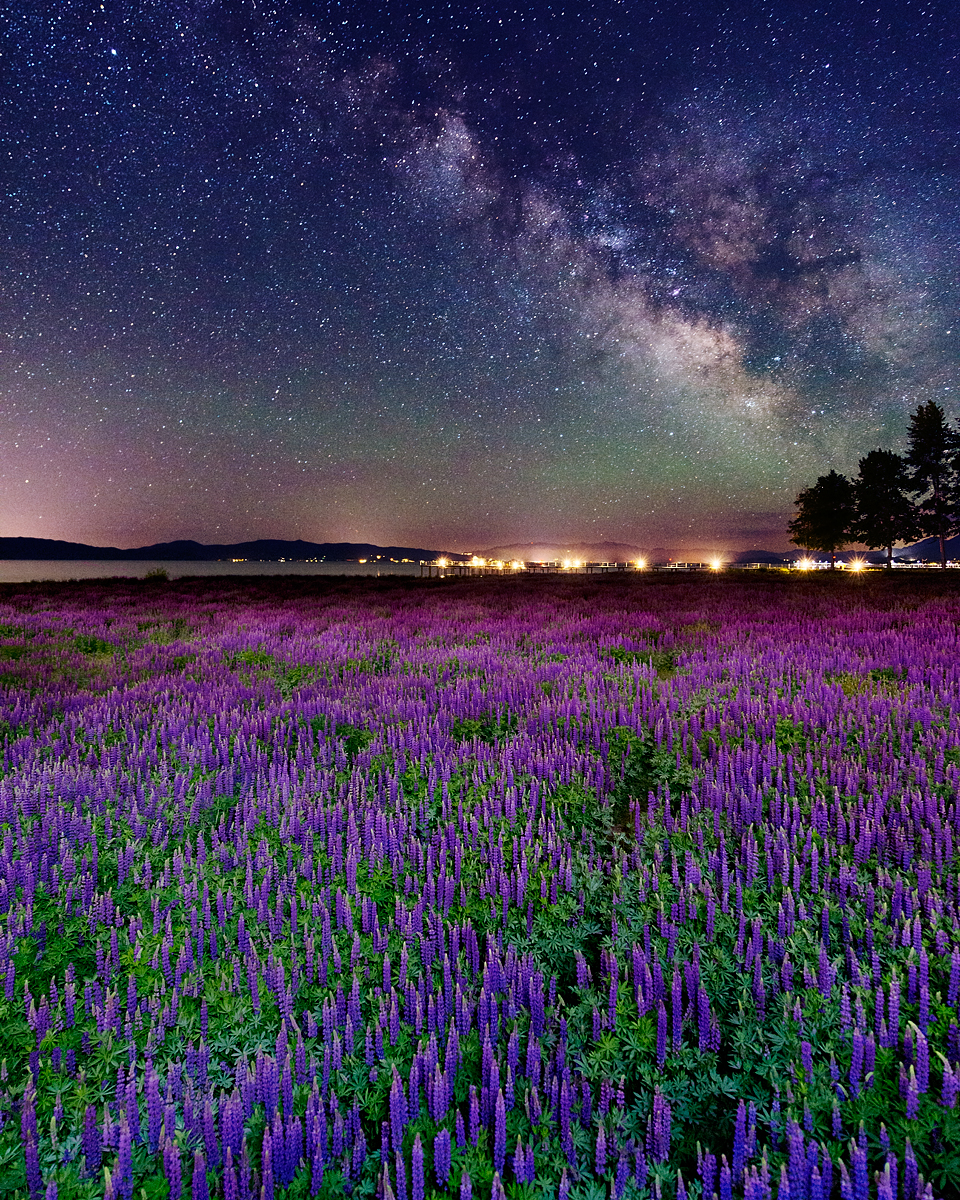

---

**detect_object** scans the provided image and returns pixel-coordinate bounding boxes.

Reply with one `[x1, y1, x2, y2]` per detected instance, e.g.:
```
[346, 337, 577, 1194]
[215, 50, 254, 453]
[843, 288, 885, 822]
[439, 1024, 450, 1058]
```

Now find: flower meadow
[1, 572, 959, 1200]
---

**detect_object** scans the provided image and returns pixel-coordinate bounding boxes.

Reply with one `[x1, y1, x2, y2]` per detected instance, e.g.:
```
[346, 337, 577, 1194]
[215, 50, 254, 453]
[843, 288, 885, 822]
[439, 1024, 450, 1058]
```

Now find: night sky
[2, 1, 958, 552]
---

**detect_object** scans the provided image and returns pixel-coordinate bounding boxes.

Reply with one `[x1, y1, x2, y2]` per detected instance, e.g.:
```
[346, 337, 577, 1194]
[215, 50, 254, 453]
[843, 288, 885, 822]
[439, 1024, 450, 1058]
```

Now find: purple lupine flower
[459, 1169, 472, 1200]
[699, 1150, 717, 1199]
[906, 1066, 920, 1119]
[82, 1103, 101, 1177]
[850, 1138, 868, 1200]
[192, 1150, 209, 1200]
[595, 1124, 607, 1177]
[433, 1128, 451, 1188]
[696, 986, 711, 1050]
[394, 1151, 408, 1200]
[888, 973, 900, 1043]
[943, 1060, 959, 1109]
[390, 1068, 406, 1150]
[613, 1143, 629, 1199]
[412, 1134, 425, 1200]
[494, 1087, 507, 1176]
[915, 1028, 929, 1092]
[116, 1116, 133, 1200]
[224, 1147, 239, 1200]
[719, 1156, 732, 1200]
[849, 1029, 864, 1097]
[656, 1001, 667, 1067]
[145, 1066, 162, 1154]
[801, 1040, 814, 1084]
[24, 1137, 41, 1200]
[732, 1099, 746, 1180]
[649, 1087, 671, 1163]
[164, 1139, 182, 1200]
[469, 1086, 480, 1146]
[512, 1137, 526, 1185]
[352, 1122, 367, 1179]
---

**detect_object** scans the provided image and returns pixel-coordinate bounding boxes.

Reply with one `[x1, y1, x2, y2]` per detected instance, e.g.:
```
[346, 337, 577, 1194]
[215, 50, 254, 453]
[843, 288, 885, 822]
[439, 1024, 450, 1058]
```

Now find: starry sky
[2, 0, 958, 552]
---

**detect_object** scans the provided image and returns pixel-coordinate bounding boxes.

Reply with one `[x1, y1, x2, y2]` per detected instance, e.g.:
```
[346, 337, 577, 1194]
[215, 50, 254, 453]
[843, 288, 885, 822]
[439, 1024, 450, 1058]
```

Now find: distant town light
[710, 558, 723, 570]
[436, 557, 448, 568]
[849, 558, 866, 573]
[635, 559, 646, 570]
[470, 555, 486, 567]
[797, 558, 812, 571]
[510, 560, 523, 570]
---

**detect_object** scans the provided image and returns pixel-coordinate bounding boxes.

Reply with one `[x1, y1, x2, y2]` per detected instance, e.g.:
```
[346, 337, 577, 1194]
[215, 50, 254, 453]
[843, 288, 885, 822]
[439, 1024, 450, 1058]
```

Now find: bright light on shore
[470, 556, 486, 567]
[710, 558, 723, 571]
[511, 560, 523, 570]
[635, 559, 646, 570]
[436, 557, 448, 568]
[797, 558, 813, 571]
[849, 558, 866, 573]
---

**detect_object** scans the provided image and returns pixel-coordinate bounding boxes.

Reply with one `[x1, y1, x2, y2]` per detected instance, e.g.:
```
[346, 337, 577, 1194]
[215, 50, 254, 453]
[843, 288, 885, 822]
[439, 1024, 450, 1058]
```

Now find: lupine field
[1, 572, 960, 1200]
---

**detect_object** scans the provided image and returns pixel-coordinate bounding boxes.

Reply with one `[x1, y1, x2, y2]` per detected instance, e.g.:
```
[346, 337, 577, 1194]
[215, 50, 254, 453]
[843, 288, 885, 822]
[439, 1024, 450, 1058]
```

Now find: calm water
[0, 560, 426, 583]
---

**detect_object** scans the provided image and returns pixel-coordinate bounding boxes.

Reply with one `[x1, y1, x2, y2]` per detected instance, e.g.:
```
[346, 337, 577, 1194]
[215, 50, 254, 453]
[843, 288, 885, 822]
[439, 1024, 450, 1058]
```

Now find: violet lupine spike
[433, 1128, 451, 1189]
[732, 1099, 746, 1181]
[494, 1087, 507, 1176]
[411, 1134, 425, 1200]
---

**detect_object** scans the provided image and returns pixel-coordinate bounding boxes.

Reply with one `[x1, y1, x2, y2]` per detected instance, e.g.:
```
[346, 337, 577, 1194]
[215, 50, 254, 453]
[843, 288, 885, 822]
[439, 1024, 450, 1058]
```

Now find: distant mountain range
[0, 533, 954, 565]
[899, 534, 960, 560]
[0, 537, 470, 563]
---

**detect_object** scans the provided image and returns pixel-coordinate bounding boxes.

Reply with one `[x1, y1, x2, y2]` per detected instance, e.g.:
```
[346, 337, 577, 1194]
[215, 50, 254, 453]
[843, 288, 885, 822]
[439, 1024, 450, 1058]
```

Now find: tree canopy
[906, 400, 959, 568]
[787, 470, 856, 567]
[851, 449, 917, 568]
[789, 403, 960, 568]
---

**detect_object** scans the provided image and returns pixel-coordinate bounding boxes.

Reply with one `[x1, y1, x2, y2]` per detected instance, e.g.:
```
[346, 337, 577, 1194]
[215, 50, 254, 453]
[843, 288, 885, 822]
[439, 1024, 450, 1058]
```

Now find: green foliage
[73, 635, 114, 655]
[605, 647, 678, 678]
[450, 711, 516, 744]
[613, 736, 693, 818]
[336, 722, 376, 759]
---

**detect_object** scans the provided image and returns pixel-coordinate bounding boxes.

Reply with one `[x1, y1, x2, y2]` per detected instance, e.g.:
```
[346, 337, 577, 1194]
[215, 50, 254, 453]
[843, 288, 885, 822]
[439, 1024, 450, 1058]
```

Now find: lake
[0, 560, 425, 583]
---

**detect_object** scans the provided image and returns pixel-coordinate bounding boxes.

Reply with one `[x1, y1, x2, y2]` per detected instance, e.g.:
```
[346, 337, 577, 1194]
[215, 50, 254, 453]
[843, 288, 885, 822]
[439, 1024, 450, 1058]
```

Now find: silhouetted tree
[905, 401, 959, 569]
[851, 449, 918, 569]
[788, 470, 856, 568]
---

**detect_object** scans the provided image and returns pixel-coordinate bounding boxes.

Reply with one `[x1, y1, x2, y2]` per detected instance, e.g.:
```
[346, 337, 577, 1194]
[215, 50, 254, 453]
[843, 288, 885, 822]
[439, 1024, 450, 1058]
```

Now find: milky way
[1, 0, 957, 551]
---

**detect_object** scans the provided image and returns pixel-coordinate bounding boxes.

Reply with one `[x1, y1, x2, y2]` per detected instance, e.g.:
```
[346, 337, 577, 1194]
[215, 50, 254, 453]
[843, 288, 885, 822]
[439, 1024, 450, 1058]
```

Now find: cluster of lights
[433, 557, 526, 571]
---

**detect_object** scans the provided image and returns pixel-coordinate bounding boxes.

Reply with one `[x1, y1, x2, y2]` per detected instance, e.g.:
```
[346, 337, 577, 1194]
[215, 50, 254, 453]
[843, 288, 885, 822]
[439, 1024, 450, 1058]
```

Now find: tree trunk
[886, 544, 893, 569]
[940, 531, 947, 569]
